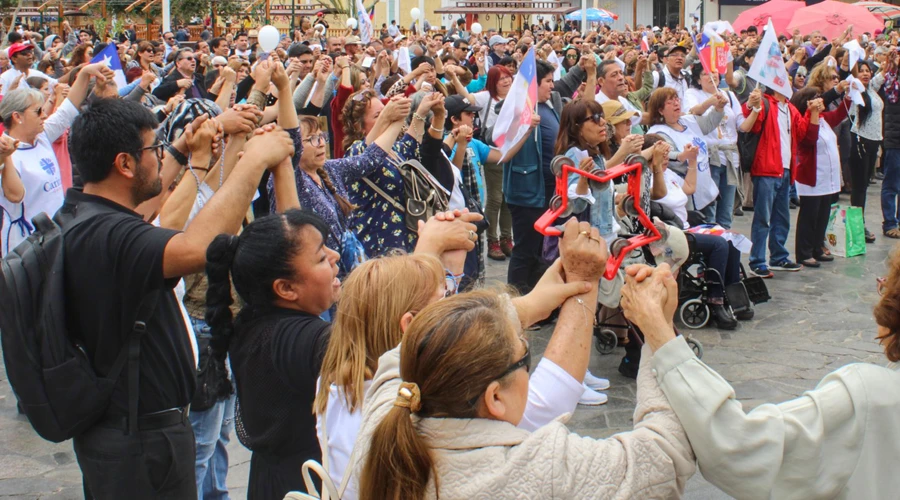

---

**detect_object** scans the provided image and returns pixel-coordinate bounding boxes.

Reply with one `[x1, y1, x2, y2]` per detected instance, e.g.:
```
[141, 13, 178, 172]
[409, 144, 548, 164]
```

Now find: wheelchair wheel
[686, 337, 704, 359]
[679, 299, 709, 329]
[593, 328, 618, 355]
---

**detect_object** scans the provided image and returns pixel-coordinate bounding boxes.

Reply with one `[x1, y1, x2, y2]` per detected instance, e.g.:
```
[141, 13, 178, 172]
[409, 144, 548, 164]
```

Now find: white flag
[356, 0, 373, 44]
[397, 46, 411, 74]
[842, 40, 865, 72]
[546, 50, 562, 80]
[747, 19, 792, 99]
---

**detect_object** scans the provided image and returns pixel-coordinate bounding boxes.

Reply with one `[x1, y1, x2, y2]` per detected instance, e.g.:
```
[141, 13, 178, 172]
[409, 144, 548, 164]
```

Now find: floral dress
[267, 127, 389, 255]
[345, 133, 420, 257]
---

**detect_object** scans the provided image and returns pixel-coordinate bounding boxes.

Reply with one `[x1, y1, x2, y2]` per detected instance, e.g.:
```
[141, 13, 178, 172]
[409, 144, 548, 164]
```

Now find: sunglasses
[579, 112, 605, 125]
[566, 54, 579, 60]
[498, 337, 532, 379]
[180, 56, 195, 61]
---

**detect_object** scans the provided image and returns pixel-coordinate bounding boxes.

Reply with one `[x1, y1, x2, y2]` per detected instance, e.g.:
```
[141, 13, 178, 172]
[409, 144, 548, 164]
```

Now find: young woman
[125, 40, 162, 76]
[356, 223, 696, 499]
[792, 88, 849, 268]
[849, 60, 885, 243]
[684, 66, 748, 229]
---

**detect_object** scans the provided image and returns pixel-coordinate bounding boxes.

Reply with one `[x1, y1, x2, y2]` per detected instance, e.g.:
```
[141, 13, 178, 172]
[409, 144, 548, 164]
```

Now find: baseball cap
[600, 100, 639, 126]
[665, 45, 688, 57]
[652, 26, 661, 32]
[445, 94, 482, 118]
[345, 35, 363, 45]
[7, 42, 33, 58]
[489, 35, 509, 47]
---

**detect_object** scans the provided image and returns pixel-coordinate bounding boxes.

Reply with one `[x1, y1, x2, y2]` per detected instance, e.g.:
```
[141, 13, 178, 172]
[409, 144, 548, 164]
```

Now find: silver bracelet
[413, 112, 426, 122]
[429, 124, 444, 135]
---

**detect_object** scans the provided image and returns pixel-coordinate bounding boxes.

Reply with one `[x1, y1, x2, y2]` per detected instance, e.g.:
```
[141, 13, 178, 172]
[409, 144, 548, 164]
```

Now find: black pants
[248, 450, 319, 500]
[74, 419, 196, 499]
[850, 133, 879, 215]
[795, 194, 833, 261]
[508, 203, 550, 294]
[692, 233, 741, 299]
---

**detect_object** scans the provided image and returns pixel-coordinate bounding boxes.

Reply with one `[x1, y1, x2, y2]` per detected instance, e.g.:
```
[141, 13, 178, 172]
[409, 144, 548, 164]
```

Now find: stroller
[676, 232, 771, 329]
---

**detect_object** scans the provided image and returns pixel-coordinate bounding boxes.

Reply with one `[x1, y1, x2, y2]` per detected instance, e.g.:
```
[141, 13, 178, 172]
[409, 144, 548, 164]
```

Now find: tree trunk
[8, 0, 24, 35]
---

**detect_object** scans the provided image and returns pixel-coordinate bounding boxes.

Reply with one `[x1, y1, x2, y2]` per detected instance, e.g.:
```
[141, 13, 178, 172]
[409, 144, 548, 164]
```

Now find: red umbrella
[787, 0, 884, 40]
[733, 0, 805, 36]
[854, 1, 900, 21]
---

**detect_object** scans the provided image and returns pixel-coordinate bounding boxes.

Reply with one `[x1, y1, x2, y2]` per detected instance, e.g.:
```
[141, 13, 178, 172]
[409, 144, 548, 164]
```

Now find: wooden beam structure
[78, 0, 100, 12]
[435, 0, 578, 16]
[141, 0, 160, 13]
[125, 0, 148, 13]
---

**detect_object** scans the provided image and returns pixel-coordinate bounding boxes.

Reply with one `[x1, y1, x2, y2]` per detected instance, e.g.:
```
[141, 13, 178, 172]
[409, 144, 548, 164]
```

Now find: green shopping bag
[825, 204, 866, 258]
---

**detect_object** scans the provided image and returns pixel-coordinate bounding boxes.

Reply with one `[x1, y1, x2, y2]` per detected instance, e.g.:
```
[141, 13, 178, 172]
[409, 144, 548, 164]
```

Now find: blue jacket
[502, 93, 564, 208]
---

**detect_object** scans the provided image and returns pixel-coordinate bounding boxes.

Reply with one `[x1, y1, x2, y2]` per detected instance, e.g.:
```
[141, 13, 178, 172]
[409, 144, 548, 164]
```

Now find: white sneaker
[583, 370, 610, 391]
[578, 384, 608, 406]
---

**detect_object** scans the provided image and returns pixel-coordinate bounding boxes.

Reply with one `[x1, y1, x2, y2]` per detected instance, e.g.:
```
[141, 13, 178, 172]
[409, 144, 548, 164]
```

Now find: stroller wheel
[679, 299, 710, 329]
[686, 337, 704, 358]
[593, 328, 618, 355]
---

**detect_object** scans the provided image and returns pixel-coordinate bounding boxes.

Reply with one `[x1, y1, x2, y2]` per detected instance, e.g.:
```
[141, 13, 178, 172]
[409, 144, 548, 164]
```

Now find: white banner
[747, 19, 792, 99]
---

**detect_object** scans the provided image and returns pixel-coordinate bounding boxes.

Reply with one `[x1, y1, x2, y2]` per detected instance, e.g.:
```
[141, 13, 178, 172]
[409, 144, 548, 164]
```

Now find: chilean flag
[492, 47, 537, 157]
[640, 34, 650, 53]
[90, 43, 127, 89]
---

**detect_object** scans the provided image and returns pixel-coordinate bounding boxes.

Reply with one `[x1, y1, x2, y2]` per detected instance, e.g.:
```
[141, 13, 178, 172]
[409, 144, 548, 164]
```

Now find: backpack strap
[104, 290, 161, 435]
[361, 177, 404, 213]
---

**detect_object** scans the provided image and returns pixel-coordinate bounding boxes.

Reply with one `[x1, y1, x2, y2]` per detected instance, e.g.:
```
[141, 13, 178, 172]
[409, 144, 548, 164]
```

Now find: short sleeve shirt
[62, 189, 196, 415]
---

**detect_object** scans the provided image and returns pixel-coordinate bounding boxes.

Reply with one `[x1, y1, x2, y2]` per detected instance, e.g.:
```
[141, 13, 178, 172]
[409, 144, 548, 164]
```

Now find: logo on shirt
[40, 158, 55, 176]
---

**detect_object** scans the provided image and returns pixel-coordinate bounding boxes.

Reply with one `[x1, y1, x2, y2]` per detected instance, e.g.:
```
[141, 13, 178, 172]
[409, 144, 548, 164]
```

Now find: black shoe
[711, 304, 737, 330]
[790, 199, 800, 209]
[771, 260, 802, 272]
[735, 308, 754, 321]
[815, 254, 835, 262]
[734, 207, 744, 216]
[876, 172, 885, 181]
[743, 205, 754, 212]
[799, 258, 821, 268]
[865, 229, 876, 243]
[618, 356, 639, 379]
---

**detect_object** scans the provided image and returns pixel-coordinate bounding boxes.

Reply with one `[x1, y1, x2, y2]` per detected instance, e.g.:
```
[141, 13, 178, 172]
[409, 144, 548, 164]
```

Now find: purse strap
[362, 177, 404, 213]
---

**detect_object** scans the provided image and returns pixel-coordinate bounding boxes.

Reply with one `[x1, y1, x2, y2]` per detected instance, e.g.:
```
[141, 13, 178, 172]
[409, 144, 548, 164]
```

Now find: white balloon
[258, 25, 280, 52]
[471, 22, 483, 34]
[346, 17, 358, 29]
[410, 7, 421, 20]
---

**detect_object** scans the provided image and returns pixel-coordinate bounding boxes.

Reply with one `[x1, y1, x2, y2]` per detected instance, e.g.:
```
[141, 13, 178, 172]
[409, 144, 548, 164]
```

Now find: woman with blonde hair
[313, 254, 445, 498]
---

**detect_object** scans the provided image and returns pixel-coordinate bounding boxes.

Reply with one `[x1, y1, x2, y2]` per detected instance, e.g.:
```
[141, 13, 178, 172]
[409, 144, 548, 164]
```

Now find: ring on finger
[579, 230, 590, 236]
[468, 230, 477, 241]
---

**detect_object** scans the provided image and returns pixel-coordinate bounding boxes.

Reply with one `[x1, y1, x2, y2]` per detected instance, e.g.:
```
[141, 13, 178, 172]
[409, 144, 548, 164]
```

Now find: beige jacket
[656, 336, 900, 499]
[350, 343, 696, 499]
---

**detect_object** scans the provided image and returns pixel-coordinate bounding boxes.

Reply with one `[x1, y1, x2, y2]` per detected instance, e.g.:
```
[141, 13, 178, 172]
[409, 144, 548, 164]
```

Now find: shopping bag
[825, 204, 866, 258]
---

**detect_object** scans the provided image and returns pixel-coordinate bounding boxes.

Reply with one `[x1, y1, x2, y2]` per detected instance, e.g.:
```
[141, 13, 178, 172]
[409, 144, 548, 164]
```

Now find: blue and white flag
[90, 43, 126, 90]
[492, 47, 537, 157]
[356, 0, 374, 44]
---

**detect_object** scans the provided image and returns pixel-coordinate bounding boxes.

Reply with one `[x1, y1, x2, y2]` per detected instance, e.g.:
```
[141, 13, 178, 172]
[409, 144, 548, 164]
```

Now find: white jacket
[655, 336, 900, 499]
[350, 343, 696, 499]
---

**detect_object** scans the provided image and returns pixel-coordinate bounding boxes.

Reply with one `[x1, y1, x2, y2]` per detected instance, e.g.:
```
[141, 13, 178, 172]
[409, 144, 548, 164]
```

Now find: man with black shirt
[153, 48, 209, 102]
[63, 99, 295, 498]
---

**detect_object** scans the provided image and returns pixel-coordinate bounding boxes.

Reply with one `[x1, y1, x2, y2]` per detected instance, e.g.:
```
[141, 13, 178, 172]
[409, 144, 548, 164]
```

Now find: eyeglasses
[831, 75, 840, 81]
[140, 139, 168, 162]
[497, 337, 531, 379]
[302, 132, 329, 147]
[165, 37, 174, 41]
[579, 112, 605, 125]
[180, 56, 195, 61]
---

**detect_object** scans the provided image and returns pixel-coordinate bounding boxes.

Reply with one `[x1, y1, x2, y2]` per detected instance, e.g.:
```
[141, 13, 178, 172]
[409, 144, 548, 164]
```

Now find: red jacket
[795, 98, 850, 187]
[742, 94, 816, 182]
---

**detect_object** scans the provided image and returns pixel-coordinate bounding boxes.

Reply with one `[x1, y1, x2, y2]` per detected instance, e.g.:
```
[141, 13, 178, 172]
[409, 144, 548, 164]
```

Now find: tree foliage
[172, 0, 244, 22]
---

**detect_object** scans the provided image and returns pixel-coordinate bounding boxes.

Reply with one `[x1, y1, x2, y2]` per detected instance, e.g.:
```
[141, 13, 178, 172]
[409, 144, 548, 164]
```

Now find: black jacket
[152, 70, 209, 103]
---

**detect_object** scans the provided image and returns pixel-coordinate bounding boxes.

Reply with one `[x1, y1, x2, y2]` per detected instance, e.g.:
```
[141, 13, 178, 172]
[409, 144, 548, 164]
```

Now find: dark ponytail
[854, 61, 873, 127]
[204, 209, 330, 333]
[317, 167, 354, 216]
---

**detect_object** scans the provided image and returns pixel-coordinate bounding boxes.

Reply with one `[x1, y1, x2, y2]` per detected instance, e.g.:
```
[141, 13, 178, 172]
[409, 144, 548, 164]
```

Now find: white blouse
[652, 169, 689, 229]
[655, 336, 900, 500]
[850, 85, 884, 141]
[797, 120, 841, 196]
[683, 88, 745, 166]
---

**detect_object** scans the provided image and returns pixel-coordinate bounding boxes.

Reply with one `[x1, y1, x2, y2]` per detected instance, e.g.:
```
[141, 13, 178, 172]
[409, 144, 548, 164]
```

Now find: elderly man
[153, 48, 209, 102]
[488, 34, 508, 65]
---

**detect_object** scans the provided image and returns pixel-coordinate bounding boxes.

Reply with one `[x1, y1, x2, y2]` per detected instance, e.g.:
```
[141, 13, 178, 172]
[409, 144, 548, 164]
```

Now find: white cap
[652, 26, 660, 32]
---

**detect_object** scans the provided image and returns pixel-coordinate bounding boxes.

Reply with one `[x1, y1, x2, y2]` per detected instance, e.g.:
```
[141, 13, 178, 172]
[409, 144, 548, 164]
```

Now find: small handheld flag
[90, 43, 126, 90]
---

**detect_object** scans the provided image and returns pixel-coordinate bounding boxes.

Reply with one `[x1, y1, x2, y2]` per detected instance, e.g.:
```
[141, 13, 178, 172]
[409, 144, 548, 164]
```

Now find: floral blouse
[267, 127, 389, 253]
[346, 133, 420, 257]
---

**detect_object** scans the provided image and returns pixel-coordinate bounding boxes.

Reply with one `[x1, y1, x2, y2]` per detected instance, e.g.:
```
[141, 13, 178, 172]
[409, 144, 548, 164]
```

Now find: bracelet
[429, 125, 444, 135]
[751, 106, 761, 113]
[413, 112, 426, 122]
[165, 144, 188, 166]
[445, 270, 464, 296]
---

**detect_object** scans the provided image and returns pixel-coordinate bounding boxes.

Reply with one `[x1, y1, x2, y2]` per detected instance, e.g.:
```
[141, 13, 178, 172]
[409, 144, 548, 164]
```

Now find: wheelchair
[676, 232, 771, 329]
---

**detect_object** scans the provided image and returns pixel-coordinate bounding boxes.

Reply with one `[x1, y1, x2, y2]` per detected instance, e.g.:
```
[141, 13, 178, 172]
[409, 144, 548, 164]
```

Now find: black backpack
[0, 203, 158, 442]
[737, 97, 770, 174]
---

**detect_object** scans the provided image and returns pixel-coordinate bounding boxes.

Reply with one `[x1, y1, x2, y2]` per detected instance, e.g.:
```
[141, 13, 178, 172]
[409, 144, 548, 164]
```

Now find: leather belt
[99, 407, 188, 432]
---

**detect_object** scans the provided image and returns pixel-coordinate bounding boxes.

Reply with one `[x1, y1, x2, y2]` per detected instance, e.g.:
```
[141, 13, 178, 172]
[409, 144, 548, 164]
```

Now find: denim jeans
[881, 148, 900, 232]
[750, 171, 792, 269]
[700, 164, 736, 229]
[189, 317, 235, 500]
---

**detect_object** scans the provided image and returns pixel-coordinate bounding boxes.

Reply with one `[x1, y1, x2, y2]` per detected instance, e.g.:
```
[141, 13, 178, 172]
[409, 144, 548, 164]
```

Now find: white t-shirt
[797, 121, 841, 196]
[653, 169, 689, 229]
[652, 66, 689, 101]
[0, 99, 78, 255]
[777, 101, 791, 170]
[0, 67, 58, 96]
[473, 91, 501, 130]
[683, 88, 744, 165]
[316, 380, 372, 500]
[596, 89, 642, 128]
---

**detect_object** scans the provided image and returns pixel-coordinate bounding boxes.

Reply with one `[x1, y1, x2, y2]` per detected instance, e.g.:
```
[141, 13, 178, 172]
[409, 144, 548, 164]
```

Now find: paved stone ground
[0, 185, 891, 499]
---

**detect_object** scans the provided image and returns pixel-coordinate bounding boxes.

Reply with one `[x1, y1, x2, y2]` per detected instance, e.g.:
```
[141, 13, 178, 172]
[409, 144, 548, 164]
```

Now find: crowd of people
[0, 13, 899, 500]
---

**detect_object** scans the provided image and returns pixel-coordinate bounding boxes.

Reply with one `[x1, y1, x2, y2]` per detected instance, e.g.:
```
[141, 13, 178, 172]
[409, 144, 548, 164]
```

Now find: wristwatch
[751, 106, 762, 113]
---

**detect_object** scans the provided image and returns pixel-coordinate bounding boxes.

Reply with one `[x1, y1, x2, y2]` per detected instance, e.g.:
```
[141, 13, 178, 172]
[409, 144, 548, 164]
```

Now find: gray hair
[0, 88, 44, 127]
[406, 91, 433, 126]
[598, 59, 620, 79]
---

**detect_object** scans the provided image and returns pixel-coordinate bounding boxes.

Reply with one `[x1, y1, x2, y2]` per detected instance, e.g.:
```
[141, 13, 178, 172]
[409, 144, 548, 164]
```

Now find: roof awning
[435, 0, 578, 15]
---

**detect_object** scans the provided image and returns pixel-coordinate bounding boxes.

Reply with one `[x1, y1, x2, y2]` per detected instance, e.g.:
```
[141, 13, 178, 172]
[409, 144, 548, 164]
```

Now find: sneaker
[799, 258, 821, 268]
[770, 260, 802, 272]
[488, 242, 506, 261]
[578, 384, 608, 406]
[790, 199, 800, 209]
[583, 370, 610, 391]
[734, 207, 744, 216]
[876, 172, 885, 181]
[618, 357, 638, 379]
[751, 266, 774, 279]
[500, 237, 514, 257]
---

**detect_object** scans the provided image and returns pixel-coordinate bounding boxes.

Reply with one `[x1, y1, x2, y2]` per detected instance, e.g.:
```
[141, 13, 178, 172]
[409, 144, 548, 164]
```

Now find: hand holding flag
[492, 47, 538, 157]
[89, 43, 126, 89]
